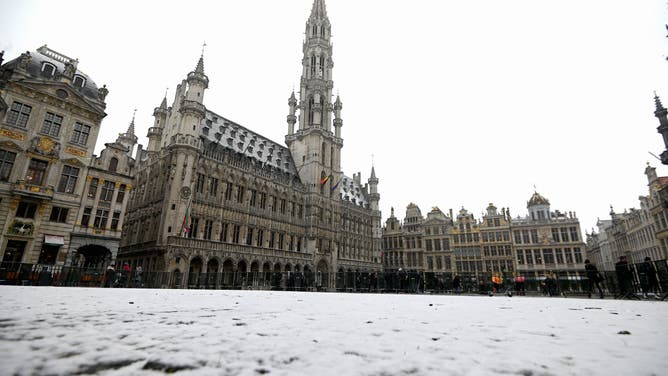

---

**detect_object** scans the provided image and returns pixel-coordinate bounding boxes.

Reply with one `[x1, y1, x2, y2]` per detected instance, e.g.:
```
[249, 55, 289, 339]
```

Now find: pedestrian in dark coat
[584, 259, 604, 298]
[638, 257, 659, 297]
[104, 264, 115, 288]
[615, 256, 633, 297]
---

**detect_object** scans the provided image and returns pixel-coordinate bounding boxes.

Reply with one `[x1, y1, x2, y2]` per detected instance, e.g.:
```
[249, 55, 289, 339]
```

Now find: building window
[26, 159, 48, 185]
[6, 102, 32, 127]
[530, 230, 538, 243]
[204, 220, 213, 240]
[100, 181, 115, 201]
[0, 149, 17, 181]
[278, 233, 284, 250]
[246, 228, 253, 245]
[41, 62, 56, 77]
[88, 178, 99, 198]
[111, 211, 121, 230]
[16, 201, 38, 218]
[232, 225, 241, 243]
[196, 173, 205, 193]
[81, 207, 93, 226]
[220, 223, 229, 242]
[269, 232, 275, 248]
[249, 190, 257, 207]
[209, 178, 218, 197]
[533, 249, 542, 264]
[552, 228, 560, 242]
[41, 112, 63, 137]
[560, 227, 569, 242]
[271, 196, 277, 212]
[259, 192, 266, 209]
[73, 75, 86, 88]
[57, 165, 79, 193]
[257, 229, 264, 247]
[543, 249, 554, 264]
[70, 122, 91, 145]
[569, 227, 579, 242]
[436, 256, 443, 270]
[93, 209, 109, 229]
[573, 247, 583, 263]
[280, 199, 286, 214]
[190, 218, 199, 238]
[236, 186, 244, 204]
[49, 206, 69, 223]
[116, 184, 126, 203]
[109, 157, 118, 173]
[224, 182, 233, 200]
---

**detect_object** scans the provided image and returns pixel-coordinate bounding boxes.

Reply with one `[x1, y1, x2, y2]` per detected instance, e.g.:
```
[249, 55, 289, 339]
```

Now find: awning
[44, 235, 65, 246]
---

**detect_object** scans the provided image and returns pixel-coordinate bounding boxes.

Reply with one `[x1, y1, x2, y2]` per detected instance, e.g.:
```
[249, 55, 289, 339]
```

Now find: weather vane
[201, 41, 207, 57]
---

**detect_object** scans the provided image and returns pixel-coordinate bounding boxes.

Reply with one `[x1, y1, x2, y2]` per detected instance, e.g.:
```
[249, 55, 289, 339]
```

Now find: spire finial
[128, 109, 136, 136]
[533, 184, 537, 193]
[372, 153, 375, 167]
[195, 44, 205, 74]
[201, 41, 207, 58]
[655, 91, 666, 111]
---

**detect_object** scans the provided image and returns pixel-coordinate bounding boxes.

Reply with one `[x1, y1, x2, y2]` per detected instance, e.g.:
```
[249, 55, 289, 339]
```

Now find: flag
[330, 179, 340, 192]
[319, 174, 331, 185]
[181, 200, 192, 237]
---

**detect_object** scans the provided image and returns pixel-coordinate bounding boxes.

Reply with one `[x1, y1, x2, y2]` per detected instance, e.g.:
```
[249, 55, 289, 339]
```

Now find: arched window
[308, 97, 315, 125]
[319, 55, 325, 78]
[73, 75, 86, 88]
[321, 25, 326, 37]
[41, 63, 56, 78]
[109, 157, 118, 172]
[313, 25, 317, 36]
[310, 55, 316, 76]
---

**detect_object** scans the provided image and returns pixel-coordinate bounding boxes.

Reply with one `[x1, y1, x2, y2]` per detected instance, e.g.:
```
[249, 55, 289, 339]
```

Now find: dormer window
[41, 63, 56, 78]
[73, 75, 86, 88]
[109, 157, 118, 173]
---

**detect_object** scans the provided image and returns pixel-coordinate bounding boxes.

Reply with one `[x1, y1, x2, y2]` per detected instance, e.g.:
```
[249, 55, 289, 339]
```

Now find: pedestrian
[615, 256, 633, 298]
[584, 259, 604, 298]
[452, 274, 462, 294]
[104, 263, 115, 288]
[122, 262, 131, 287]
[491, 274, 502, 295]
[514, 275, 526, 296]
[134, 266, 143, 288]
[638, 257, 659, 297]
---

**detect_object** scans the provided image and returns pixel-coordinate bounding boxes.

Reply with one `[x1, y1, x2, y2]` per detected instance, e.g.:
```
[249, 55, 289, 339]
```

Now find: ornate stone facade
[0, 45, 111, 266]
[118, 0, 382, 288]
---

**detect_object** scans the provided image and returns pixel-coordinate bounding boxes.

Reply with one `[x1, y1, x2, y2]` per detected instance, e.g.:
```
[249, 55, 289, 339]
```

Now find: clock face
[180, 186, 191, 199]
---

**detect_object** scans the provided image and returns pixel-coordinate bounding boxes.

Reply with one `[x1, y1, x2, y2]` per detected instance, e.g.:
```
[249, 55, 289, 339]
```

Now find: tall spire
[310, 0, 328, 19]
[127, 108, 136, 136]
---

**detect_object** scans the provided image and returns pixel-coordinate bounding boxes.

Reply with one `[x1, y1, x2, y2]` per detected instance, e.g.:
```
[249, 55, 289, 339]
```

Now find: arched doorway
[207, 258, 219, 289]
[262, 262, 272, 287]
[237, 260, 248, 288]
[303, 265, 313, 291]
[189, 257, 203, 288]
[316, 259, 329, 290]
[272, 263, 282, 290]
[74, 245, 111, 269]
[222, 259, 234, 287]
[250, 261, 260, 288]
[171, 268, 182, 288]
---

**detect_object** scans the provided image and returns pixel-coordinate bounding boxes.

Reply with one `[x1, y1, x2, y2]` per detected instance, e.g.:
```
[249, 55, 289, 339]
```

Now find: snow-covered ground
[0, 287, 666, 376]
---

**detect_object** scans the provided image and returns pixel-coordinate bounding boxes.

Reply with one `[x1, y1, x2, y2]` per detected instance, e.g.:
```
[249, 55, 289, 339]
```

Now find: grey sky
[1, 0, 667, 233]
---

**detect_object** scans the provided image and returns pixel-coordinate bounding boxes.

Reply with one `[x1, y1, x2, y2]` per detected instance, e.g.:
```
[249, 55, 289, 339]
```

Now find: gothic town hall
[118, 0, 382, 289]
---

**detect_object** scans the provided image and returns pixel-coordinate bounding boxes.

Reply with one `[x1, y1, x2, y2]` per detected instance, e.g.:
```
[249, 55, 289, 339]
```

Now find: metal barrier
[1, 260, 666, 300]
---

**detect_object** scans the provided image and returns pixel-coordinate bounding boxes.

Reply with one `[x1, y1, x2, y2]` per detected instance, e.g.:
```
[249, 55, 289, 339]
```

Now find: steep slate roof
[3, 46, 100, 102]
[200, 109, 369, 207]
[201, 110, 298, 175]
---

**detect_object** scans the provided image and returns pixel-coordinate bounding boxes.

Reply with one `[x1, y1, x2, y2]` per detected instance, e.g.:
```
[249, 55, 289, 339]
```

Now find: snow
[0, 286, 666, 376]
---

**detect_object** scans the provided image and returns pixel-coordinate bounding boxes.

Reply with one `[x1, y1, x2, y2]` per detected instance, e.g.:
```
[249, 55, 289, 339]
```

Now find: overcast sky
[2, 0, 667, 234]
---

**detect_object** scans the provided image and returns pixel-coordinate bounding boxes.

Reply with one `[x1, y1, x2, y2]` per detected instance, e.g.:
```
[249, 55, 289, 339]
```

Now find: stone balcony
[11, 181, 54, 200]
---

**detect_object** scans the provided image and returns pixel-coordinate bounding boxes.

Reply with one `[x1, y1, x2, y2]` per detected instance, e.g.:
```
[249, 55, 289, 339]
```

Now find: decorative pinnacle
[128, 109, 136, 136]
[655, 91, 666, 112]
[310, 0, 328, 19]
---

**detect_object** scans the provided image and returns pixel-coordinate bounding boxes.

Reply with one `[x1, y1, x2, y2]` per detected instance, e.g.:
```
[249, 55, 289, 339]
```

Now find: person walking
[615, 256, 634, 298]
[104, 263, 115, 288]
[638, 257, 659, 298]
[452, 274, 462, 294]
[134, 266, 143, 288]
[584, 259, 604, 298]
